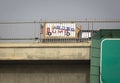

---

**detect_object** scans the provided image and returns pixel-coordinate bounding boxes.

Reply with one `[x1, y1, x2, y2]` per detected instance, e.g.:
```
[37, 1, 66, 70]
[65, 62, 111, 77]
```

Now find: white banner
[45, 23, 76, 38]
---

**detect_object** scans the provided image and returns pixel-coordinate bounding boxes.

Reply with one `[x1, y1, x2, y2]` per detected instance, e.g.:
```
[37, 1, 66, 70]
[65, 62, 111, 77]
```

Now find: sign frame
[43, 23, 80, 39]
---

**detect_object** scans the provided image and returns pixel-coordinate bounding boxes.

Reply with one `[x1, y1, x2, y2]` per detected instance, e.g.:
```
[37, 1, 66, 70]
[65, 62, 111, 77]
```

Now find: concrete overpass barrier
[0, 42, 90, 60]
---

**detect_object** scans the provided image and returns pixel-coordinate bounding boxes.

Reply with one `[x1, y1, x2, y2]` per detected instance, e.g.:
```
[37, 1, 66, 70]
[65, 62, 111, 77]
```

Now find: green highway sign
[100, 39, 120, 83]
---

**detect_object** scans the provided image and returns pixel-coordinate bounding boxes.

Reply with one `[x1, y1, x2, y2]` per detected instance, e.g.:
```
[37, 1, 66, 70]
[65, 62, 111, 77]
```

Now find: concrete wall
[0, 43, 90, 83]
[0, 43, 90, 60]
[0, 61, 90, 83]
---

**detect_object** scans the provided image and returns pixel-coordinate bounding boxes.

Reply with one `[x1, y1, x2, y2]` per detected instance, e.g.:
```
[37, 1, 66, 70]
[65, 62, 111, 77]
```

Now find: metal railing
[0, 19, 119, 43]
[0, 30, 97, 43]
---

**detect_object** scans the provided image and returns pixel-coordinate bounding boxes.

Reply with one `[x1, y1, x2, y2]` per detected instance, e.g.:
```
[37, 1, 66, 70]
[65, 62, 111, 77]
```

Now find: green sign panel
[100, 39, 120, 83]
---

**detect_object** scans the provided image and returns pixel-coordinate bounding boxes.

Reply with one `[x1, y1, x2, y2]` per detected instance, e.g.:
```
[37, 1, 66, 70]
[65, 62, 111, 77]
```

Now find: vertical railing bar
[87, 22, 89, 42]
[91, 22, 94, 38]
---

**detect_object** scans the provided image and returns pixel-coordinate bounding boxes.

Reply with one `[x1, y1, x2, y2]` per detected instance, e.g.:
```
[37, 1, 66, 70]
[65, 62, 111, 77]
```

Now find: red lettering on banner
[47, 28, 50, 33]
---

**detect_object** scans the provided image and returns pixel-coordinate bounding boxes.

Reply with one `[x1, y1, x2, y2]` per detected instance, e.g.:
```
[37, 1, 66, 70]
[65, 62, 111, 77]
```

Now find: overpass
[0, 20, 119, 83]
[0, 42, 91, 83]
[0, 21, 94, 83]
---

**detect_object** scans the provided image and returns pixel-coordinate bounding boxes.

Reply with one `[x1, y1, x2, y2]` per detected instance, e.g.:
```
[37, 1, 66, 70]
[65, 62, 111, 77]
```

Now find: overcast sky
[0, 0, 120, 20]
[0, 0, 120, 41]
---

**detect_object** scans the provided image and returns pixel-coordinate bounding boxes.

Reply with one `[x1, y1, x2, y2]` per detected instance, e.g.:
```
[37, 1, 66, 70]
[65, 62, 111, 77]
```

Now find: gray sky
[0, 0, 120, 20]
[0, 0, 120, 42]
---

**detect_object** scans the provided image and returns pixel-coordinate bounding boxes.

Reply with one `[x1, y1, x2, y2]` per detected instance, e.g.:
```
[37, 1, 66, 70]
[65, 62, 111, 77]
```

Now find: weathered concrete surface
[0, 61, 90, 83]
[0, 43, 90, 60]
[0, 42, 91, 47]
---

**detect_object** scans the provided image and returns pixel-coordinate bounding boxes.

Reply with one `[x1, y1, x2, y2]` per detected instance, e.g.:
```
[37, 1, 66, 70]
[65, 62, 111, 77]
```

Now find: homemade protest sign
[43, 23, 80, 39]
